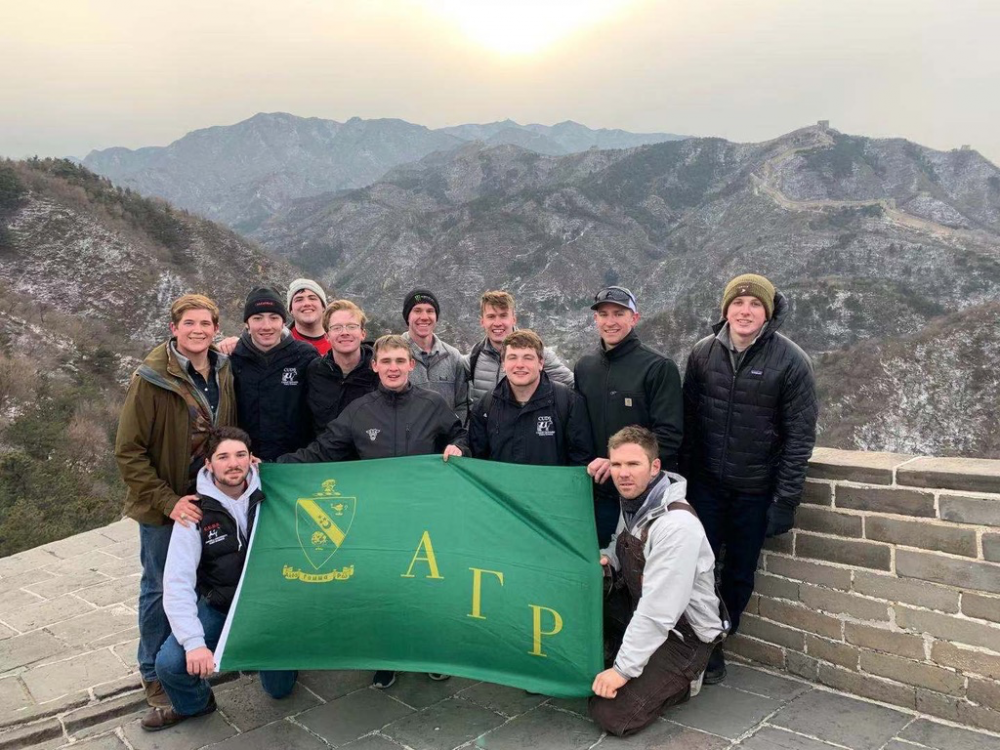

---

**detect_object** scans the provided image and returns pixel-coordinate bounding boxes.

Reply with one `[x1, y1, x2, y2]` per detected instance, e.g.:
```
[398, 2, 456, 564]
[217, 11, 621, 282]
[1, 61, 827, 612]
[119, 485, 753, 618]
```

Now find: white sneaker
[689, 669, 705, 698]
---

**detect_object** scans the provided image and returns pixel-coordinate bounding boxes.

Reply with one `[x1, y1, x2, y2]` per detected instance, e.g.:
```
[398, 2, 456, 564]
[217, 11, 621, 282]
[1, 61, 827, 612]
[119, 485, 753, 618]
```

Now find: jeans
[155, 599, 297, 716]
[138, 523, 174, 682]
[686, 480, 771, 634]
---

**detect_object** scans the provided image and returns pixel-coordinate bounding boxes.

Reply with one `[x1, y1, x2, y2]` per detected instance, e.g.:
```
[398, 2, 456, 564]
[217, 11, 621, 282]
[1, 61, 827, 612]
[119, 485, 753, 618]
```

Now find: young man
[141, 427, 297, 731]
[306, 299, 378, 431]
[115, 294, 237, 708]
[287, 278, 331, 354]
[400, 289, 469, 423]
[279, 334, 468, 689]
[682, 273, 818, 684]
[466, 290, 574, 404]
[589, 426, 726, 737]
[574, 286, 683, 545]
[469, 329, 592, 467]
[230, 287, 317, 461]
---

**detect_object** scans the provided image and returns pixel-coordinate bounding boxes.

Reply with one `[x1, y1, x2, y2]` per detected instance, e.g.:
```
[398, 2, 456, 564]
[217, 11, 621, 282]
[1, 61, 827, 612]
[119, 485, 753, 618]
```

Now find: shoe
[140, 691, 216, 732]
[689, 669, 705, 698]
[704, 644, 727, 685]
[372, 670, 396, 689]
[141, 678, 171, 709]
[427, 673, 450, 681]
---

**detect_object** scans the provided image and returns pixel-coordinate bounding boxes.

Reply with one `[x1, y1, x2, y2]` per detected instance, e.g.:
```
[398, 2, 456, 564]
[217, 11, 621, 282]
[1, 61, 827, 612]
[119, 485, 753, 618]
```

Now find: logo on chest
[202, 522, 228, 546]
[366, 428, 380, 442]
[281, 368, 299, 386]
[536, 415, 555, 437]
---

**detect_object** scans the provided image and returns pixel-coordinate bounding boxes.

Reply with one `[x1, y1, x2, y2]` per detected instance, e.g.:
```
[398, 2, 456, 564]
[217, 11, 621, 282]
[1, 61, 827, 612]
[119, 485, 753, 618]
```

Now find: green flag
[215, 455, 604, 697]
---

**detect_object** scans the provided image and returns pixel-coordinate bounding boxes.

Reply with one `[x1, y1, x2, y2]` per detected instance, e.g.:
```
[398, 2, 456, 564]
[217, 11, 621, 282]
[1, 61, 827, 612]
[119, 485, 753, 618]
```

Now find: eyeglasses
[328, 324, 362, 333]
[594, 287, 636, 305]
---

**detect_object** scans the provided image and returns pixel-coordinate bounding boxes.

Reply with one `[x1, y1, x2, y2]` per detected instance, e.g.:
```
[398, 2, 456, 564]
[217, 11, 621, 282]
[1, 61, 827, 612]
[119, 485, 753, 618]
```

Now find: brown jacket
[115, 340, 236, 525]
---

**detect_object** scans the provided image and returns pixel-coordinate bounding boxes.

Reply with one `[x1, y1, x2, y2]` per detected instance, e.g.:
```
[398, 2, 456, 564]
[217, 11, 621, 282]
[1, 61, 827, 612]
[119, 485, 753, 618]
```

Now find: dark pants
[593, 483, 620, 548]
[687, 479, 771, 633]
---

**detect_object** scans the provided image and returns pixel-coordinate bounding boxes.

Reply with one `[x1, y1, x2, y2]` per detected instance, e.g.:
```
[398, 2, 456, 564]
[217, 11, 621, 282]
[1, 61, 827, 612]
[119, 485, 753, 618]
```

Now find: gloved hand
[765, 501, 796, 538]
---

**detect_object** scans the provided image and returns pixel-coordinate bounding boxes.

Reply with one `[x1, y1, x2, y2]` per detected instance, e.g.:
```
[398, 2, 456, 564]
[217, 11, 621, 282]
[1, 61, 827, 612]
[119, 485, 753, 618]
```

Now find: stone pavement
[3, 520, 1000, 750]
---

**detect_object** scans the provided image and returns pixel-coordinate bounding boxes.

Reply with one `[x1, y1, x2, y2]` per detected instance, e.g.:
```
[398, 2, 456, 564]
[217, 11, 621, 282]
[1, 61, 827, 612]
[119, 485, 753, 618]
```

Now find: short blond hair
[373, 334, 413, 359]
[170, 294, 219, 326]
[480, 290, 515, 315]
[501, 329, 544, 359]
[608, 426, 659, 463]
[322, 299, 368, 332]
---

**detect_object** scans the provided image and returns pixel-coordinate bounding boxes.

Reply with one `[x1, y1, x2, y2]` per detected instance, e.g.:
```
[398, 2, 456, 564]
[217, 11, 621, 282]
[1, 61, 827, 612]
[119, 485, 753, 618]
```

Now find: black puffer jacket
[278, 384, 468, 463]
[306, 344, 378, 432]
[196, 490, 263, 613]
[681, 293, 818, 504]
[468, 373, 594, 466]
[231, 332, 318, 461]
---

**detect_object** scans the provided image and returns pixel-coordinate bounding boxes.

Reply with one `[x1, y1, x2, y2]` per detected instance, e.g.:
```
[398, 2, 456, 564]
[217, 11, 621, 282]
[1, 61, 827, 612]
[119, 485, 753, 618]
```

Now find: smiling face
[326, 309, 365, 356]
[481, 304, 516, 348]
[170, 309, 219, 360]
[725, 295, 767, 345]
[609, 442, 661, 500]
[372, 345, 415, 391]
[246, 312, 284, 352]
[206, 439, 251, 491]
[407, 302, 438, 341]
[503, 346, 543, 389]
[593, 302, 640, 349]
[290, 289, 324, 329]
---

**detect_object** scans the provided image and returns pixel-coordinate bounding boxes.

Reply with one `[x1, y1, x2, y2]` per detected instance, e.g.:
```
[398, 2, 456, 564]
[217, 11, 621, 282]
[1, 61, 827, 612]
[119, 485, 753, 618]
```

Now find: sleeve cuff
[183, 637, 206, 652]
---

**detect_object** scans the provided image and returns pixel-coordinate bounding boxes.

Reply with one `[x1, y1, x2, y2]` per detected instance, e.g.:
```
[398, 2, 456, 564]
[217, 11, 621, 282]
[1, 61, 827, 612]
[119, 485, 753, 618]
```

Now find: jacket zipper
[716, 340, 761, 484]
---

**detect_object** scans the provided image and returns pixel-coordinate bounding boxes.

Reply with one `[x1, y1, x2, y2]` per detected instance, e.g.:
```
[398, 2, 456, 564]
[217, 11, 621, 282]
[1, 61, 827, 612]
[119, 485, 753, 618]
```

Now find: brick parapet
[728, 447, 1000, 733]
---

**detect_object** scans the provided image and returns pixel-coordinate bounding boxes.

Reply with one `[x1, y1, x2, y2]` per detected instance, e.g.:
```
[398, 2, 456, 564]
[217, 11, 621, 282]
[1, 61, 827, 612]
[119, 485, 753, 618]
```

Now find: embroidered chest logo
[366, 428, 380, 442]
[203, 523, 227, 546]
[536, 415, 555, 437]
[281, 368, 299, 386]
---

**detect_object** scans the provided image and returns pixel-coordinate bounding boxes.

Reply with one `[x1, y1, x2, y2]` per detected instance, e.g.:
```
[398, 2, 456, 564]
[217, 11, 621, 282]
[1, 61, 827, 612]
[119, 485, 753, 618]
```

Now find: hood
[626, 471, 689, 532]
[196, 462, 262, 508]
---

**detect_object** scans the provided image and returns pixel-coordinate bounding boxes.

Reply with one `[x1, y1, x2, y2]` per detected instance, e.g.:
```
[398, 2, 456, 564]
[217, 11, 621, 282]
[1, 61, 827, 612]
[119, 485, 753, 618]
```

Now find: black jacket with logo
[196, 490, 263, 613]
[278, 384, 469, 463]
[681, 293, 818, 503]
[469, 373, 594, 466]
[305, 344, 378, 432]
[231, 333, 318, 461]
[574, 331, 683, 484]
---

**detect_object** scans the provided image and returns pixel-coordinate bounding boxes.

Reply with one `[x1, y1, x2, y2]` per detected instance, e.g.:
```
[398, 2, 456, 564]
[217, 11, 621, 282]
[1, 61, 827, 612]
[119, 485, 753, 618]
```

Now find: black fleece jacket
[305, 344, 378, 432]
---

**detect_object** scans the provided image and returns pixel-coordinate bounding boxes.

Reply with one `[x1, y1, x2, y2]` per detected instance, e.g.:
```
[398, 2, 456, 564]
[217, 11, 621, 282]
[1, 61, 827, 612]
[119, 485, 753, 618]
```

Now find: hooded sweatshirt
[162, 465, 261, 652]
[601, 471, 725, 679]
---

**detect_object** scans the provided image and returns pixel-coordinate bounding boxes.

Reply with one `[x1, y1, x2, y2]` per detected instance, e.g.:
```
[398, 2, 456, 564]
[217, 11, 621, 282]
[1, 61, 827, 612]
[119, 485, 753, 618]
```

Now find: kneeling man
[589, 426, 727, 737]
[142, 427, 296, 731]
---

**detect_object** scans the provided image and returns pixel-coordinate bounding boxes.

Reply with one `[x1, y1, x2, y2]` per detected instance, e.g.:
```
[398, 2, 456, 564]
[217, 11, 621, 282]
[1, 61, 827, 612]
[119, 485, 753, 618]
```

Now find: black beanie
[244, 287, 288, 322]
[402, 289, 440, 323]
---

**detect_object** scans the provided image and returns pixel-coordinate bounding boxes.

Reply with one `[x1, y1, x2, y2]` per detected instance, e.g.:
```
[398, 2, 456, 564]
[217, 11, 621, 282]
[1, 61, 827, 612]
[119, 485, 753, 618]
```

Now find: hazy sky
[2, 0, 998, 163]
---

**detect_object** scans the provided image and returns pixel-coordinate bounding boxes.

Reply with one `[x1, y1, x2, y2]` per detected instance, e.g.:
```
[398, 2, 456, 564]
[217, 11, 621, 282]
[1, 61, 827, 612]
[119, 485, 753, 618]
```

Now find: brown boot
[142, 678, 171, 708]
[141, 691, 216, 732]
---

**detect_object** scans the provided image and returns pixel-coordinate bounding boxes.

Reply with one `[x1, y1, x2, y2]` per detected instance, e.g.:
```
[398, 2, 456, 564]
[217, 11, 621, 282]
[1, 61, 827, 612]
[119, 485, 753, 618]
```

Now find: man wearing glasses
[306, 299, 378, 431]
[574, 286, 683, 546]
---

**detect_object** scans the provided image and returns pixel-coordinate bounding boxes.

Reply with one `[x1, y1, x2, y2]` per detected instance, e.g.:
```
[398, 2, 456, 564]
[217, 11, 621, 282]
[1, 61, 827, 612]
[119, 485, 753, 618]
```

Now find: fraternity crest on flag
[292, 480, 357, 576]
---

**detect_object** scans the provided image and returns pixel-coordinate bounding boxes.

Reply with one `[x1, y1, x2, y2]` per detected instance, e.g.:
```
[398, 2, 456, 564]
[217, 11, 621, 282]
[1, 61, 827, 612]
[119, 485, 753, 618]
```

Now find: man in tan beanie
[680, 273, 817, 685]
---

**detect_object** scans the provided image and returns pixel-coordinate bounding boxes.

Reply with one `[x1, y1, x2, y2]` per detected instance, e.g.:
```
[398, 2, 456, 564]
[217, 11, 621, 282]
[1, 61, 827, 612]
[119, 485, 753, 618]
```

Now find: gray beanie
[287, 279, 328, 309]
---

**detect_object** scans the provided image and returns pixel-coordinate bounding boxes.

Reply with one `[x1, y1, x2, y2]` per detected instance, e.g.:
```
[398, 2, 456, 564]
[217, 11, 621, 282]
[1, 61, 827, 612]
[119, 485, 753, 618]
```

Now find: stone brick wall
[727, 447, 1000, 734]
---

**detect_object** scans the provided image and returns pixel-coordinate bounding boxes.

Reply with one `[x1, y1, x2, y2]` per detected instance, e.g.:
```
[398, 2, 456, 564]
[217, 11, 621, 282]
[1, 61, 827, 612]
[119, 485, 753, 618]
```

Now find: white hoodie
[162, 464, 261, 652]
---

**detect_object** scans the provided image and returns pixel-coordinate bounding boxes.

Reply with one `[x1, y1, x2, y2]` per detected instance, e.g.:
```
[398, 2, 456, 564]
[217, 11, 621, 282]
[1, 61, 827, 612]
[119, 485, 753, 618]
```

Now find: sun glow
[415, 0, 637, 56]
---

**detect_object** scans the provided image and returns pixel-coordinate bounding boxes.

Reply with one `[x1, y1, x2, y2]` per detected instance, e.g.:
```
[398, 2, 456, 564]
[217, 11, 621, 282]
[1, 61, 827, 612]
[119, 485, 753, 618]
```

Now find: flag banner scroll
[215, 455, 604, 697]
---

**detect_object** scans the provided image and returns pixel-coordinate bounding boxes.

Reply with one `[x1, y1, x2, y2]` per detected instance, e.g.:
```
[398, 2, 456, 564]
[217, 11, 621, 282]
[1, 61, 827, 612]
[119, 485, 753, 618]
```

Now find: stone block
[213, 675, 321, 732]
[377, 673, 478, 711]
[939, 495, 1000, 527]
[815, 663, 916, 710]
[110, 639, 139, 669]
[201, 720, 328, 750]
[803, 635, 859, 670]
[720, 664, 811, 701]
[796, 506, 863, 538]
[968, 677, 1000, 711]
[295, 688, 415, 746]
[62, 690, 146, 738]
[22, 569, 110, 600]
[915, 687, 960, 722]
[45, 605, 136, 648]
[836, 486, 935, 517]
[2, 595, 95, 632]
[900, 717, 1000, 750]
[383, 697, 506, 750]
[984, 533, 1000, 563]
[758, 598, 843, 639]
[66, 736, 129, 750]
[0, 569, 54, 596]
[961, 592, 1000, 623]
[896, 549, 1000, 595]
[801, 480, 833, 506]
[844, 622, 926, 660]
[598, 720, 730, 749]
[97, 519, 134, 544]
[765, 555, 852, 590]
[666, 684, 781, 740]
[91, 628, 139, 650]
[931, 641, 1000, 680]
[738, 726, 840, 750]
[897, 607, 1000, 651]
[91, 675, 142, 700]
[724, 633, 786, 668]
[0, 689, 88, 731]
[769, 688, 912, 749]
[852, 571, 959, 613]
[0, 717, 62, 749]
[898, 456, 1000, 494]
[0, 677, 31, 717]
[457, 681, 547, 718]
[0, 548, 60, 578]
[0, 623, 15, 642]
[785, 652, 819, 681]
[763, 532, 794, 554]
[807, 448, 912, 485]
[796, 534, 891, 571]
[74, 576, 140, 607]
[740, 614, 808, 650]
[958, 702, 1000, 734]
[38, 529, 118, 560]
[859, 651, 964, 694]
[754, 573, 799, 601]
[866, 517, 978, 557]
[21, 650, 130, 702]
[296, 669, 370, 701]
[121, 706, 236, 749]
[471, 705, 601, 750]
[797, 584, 890, 622]
[0, 631, 71, 672]
[44, 550, 134, 579]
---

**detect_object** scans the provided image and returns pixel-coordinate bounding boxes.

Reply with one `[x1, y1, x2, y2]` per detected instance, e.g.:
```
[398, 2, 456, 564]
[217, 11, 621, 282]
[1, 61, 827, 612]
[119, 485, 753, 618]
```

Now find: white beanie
[287, 279, 328, 309]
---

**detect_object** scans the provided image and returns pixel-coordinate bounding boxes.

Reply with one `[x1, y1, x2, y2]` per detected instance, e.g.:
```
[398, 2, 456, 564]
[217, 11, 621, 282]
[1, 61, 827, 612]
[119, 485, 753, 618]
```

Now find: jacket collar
[624, 471, 689, 532]
[495, 371, 553, 407]
[601, 329, 641, 360]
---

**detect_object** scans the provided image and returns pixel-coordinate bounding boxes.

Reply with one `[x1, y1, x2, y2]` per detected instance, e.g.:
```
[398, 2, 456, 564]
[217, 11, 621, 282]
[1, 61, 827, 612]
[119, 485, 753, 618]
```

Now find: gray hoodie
[162, 464, 261, 652]
[601, 472, 726, 679]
